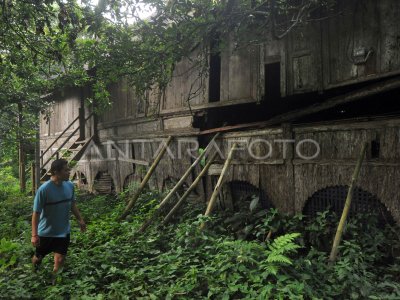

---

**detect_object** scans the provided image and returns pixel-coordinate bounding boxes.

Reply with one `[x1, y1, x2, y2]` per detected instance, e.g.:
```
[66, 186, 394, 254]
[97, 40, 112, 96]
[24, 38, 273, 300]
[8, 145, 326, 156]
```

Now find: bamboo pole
[329, 142, 368, 263]
[200, 143, 237, 230]
[138, 133, 220, 233]
[163, 151, 218, 225]
[118, 136, 173, 221]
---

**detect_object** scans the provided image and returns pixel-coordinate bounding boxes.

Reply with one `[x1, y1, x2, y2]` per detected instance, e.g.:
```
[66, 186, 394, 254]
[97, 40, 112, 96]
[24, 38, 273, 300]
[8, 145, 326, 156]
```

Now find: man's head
[49, 159, 70, 181]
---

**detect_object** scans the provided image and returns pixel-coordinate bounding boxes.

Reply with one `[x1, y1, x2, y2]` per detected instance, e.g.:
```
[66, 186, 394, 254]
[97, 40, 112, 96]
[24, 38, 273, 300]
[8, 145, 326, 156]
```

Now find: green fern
[268, 233, 301, 255]
[266, 254, 293, 264]
[260, 233, 301, 277]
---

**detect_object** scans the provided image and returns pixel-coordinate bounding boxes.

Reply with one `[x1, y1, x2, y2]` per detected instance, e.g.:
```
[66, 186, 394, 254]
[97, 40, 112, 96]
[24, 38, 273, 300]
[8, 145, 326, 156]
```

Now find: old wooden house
[39, 0, 400, 223]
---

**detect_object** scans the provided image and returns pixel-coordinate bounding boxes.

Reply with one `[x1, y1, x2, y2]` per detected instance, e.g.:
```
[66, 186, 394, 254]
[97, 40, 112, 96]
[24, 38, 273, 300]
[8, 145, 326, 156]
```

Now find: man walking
[31, 159, 86, 277]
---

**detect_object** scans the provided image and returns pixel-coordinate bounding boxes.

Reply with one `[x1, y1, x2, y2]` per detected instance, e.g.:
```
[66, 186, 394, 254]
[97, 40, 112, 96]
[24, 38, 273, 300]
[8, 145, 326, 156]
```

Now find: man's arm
[71, 202, 86, 232]
[31, 212, 40, 246]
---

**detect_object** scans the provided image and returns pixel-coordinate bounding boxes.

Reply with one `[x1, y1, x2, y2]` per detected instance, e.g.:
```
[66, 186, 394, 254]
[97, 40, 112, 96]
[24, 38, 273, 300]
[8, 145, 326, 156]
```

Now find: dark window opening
[130, 143, 135, 160]
[209, 40, 221, 102]
[264, 62, 281, 101]
[371, 139, 380, 159]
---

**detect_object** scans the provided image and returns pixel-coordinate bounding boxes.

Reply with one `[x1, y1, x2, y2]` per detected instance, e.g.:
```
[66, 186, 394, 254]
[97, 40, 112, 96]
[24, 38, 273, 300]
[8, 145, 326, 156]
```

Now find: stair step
[74, 139, 89, 144]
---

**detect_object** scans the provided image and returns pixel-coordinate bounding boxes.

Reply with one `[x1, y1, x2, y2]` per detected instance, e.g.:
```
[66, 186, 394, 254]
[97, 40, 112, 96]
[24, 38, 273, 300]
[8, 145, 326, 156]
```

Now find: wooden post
[329, 142, 368, 263]
[119, 136, 173, 221]
[200, 143, 237, 230]
[31, 162, 36, 195]
[138, 133, 220, 233]
[35, 130, 41, 190]
[18, 102, 26, 193]
[19, 144, 26, 193]
[79, 107, 85, 140]
[163, 151, 218, 225]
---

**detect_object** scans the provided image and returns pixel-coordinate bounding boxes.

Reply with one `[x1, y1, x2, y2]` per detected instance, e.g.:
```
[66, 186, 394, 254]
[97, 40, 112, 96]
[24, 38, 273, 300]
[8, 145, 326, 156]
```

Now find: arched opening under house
[122, 173, 141, 193]
[93, 171, 115, 194]
[216, 180, 274, 212]
[216, 180, 274, 239]
[71, 170, 88, 189]
[303, 185, 394, 226]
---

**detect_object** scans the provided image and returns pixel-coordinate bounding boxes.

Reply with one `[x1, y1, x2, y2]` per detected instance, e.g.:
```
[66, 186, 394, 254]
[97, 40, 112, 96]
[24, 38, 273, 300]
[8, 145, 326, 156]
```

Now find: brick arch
[302, 185, 394, 225]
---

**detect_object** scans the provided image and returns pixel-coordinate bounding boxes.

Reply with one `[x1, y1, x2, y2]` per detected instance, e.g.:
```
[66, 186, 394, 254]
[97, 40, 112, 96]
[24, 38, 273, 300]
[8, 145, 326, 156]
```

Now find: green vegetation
[0, 175, 399, 299]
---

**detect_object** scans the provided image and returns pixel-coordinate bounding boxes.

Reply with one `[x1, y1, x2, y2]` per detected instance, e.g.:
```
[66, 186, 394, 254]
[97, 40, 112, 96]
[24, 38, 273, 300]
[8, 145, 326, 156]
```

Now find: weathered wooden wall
[75, 137, 202, 195]
[220, 41, 260, 102]
[293, 119, 400, 222]
[40, 89, 80, 136]
[163, 50, 208, 111]
[209, 119, 400, 223]
[263, 0, 400, 96]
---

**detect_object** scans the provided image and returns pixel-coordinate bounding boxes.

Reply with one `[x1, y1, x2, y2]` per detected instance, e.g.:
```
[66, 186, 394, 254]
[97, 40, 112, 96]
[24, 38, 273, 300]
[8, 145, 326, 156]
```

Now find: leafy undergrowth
[0, 188, 399, 300]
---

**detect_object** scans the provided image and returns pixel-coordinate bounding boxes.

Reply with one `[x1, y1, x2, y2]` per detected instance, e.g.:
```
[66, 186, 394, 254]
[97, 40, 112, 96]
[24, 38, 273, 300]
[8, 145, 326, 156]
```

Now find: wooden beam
[292, 158, 400, 167]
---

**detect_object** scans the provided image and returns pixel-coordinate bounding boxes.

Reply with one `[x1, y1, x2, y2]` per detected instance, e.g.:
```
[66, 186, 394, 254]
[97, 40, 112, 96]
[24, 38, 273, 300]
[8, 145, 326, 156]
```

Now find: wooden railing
[40, 115, 80, 160]
[40, 112, 94, 172]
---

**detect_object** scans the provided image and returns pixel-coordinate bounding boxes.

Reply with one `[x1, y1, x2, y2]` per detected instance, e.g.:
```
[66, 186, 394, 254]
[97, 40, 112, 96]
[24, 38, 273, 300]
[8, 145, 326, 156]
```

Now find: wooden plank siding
[322, 0, 400, 89]
[220, 37, 260, 102]
[205, 119, 400, 222]
[163, 50, 208, 111]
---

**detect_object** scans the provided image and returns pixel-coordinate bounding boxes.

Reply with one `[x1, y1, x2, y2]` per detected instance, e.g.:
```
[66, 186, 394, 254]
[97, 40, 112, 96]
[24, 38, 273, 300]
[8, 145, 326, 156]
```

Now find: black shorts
[35, 234, 70, 258]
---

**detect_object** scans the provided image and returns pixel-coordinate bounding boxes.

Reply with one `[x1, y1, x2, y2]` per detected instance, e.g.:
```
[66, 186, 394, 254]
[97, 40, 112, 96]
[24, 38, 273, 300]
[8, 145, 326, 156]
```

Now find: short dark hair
[50, 159, 69, 175]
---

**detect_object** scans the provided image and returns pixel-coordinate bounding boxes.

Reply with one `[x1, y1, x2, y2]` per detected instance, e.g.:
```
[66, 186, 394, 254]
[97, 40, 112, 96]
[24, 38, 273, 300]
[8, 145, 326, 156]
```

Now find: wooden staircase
[39, 112, 94, 183]
[40, 136, 94, 182]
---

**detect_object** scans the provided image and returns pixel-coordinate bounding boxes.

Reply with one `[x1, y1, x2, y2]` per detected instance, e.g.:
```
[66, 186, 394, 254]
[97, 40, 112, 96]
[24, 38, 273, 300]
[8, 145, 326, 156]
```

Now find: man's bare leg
[32, 255, 42, 271]
[53, 253, 65, 274]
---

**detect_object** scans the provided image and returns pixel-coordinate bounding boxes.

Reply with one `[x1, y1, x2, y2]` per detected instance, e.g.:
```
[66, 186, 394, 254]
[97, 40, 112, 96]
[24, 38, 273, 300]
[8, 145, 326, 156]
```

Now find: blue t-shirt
[33, 180, 75, 237]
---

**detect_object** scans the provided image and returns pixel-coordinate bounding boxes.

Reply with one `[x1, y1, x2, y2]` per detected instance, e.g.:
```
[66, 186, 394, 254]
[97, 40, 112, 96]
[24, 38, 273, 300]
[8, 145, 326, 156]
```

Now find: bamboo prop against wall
[138, 133, 220, 233]
[118, 136, 173, 221]
[200, 143, 237, 230]
[329, 142, 368, 263]
[163, 151, 218, 225]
